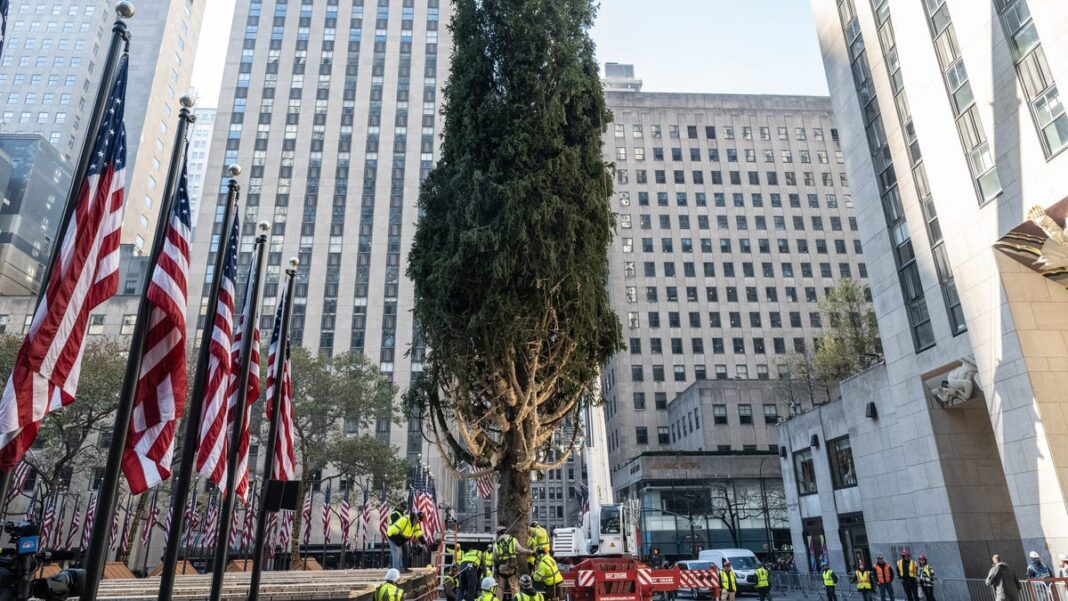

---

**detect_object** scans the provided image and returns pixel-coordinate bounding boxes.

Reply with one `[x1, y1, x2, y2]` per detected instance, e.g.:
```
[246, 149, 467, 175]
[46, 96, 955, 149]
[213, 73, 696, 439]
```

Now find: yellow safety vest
[823, 569, 837, 587]
[856, 570, 872, 590]
[897, 559, 917, 579]
[516, 592, 544, 601]
[534, 554, 563, 586]
[387, 515, 418, 540]
[532, 526, 550, 550]
[496, 536, 517, 562]
[720, 570, 737, 592]
[375, 583, 404, 601]
[477, 591, 496, 601]
[462, 549, 483, 565]
[755, 567, 769, 588]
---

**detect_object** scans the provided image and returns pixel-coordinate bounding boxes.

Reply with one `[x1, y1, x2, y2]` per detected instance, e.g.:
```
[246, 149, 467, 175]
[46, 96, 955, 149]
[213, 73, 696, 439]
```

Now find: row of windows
[622, 236, 860, 255]
[629, 354, 808, 382]
[621, 190, 853, 209]
[627, 307, 836, 332]
[626, 260, 866, 280]
[794, 436, 856, 495]
[630, 335, 814, 357]
[614, 145, 844, 165]
[616, 167, 846, 188]
[613, 123, 839, 143]
[624, 213, 855, 232]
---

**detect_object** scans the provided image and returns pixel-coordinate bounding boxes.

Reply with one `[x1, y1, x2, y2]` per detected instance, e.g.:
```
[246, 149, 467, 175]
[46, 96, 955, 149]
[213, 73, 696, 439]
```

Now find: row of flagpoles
[0, 6, 299, 601]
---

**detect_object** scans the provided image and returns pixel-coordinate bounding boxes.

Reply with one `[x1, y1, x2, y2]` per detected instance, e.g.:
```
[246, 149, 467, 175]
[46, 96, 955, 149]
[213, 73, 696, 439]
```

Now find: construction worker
[1026, 551, 1052, 579]
[459, 545, 486, 601]
[917, 555, 935, 601]
[444, 565, 460, 601]
[855, 559, 874, 601]
[528, 522, 550, 567]
[822, 562, 839, 601]
[484, 544, 495, 578]
[754, 562, 771, 601]
[376, 569, 404, 601]
[386, 510, 424, 572]
[897, 549, 919, 601]
[532, 547, 563, 601]
[719, 559, 738, 601]
[494, 526, 532, 601]
[874, 553, 895, 601]
[1057, 553, 1068, 578]
[478, 577, 499, 601]
[516, 575, 544, 601]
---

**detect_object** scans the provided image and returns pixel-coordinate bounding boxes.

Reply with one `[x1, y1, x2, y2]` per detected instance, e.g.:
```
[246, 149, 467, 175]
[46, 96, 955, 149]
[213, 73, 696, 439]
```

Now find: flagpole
[80, 94, 195, 601]
[0, 0, 136, 518]
[247, 261, 297, 601]
[208, 223, 269, 601]
[157, 163, 241, 601]
[142, 487, 159, 575]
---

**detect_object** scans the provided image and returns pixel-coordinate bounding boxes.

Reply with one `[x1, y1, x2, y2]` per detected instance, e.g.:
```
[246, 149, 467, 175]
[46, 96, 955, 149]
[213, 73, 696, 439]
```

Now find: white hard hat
[1059, 553, 1068, 561]
[1030, 551, 1041, 559]
[481, 577, 496, 591]
[386, 568, 401, 582]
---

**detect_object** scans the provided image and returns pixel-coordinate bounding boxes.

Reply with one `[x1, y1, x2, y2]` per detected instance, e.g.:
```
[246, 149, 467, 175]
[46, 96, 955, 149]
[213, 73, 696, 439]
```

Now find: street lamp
[758, 456, 773, 558]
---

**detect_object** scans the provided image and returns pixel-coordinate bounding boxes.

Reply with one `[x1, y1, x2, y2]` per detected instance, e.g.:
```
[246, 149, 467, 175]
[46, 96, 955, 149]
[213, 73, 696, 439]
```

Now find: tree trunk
[497, 429, 532, 574]
[290, 478, 308, 565]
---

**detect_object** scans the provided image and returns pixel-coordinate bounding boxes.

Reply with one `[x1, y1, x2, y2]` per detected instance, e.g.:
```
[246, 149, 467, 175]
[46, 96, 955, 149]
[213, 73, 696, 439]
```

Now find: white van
[696, 548, 761, 593]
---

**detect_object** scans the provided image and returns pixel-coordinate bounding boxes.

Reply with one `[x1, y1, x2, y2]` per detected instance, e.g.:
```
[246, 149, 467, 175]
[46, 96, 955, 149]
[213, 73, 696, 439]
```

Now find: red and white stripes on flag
[265, 511, 278, 560]
[63, 497, 82, 551]
[0, 57, 129, 468]
[265, 290, 295, 481]
[195, 217, 240, 488]
[378, 496, 390, 540]
[141, 489, 159, 546]
[279, 509, 293, 551]
[39, 495, 56, 545]
[321, 483, 332, 545]
[301, 491, 312, 546]
[122, 156, 192, 494]
[475, 473, 493, 499]
[227, 264, 260, 504]
[339, 490, 351, 549]
[360, 491, 370, 549]
[80, 493, 97, 551]
[241, 492, 255, 550]
[4, 462, 29, 504]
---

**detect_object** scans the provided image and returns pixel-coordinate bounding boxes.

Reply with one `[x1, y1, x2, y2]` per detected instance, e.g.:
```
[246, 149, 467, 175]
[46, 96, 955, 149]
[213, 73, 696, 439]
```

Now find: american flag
[227, 504, 241, 550]
[201, 492, 219, 548]
[339, 489, 351, 549]
[141, 488, 159, 546]
[265, 511, 278, 560]
[227, 260, 260, 504]
[40, 495, 56, 546]
[360, 490, 370, 549]
[0, 1, 9, 59]
[322, 482, 332, 545]
[301, 489, 313, 546]
[160, 488, 175, 544]
[80, 493, 97, 551]
[63, 497, 82, 551]
[50, 494, 68, 549]
[475, 472, 493, 500]
[377, 494, 390, 540]
[413, 472, 440, 543]
[118, 496, 133, 555]
[0, 57, 128, 469]
[265, 290, 295, 481]
[122, 153, 192, 494]
[4, 462, 29, 504]
[181, 486, 199, 549]
[241, 490, 255, 550]
[23, 483, 37, 520]
[279, 509, 293, 551]
[108, 502, 121, 553]
[195, 216, 240, 487]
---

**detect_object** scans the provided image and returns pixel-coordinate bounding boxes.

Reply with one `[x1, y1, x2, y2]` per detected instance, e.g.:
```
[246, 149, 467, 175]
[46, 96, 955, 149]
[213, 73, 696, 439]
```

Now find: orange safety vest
[874, 563, 893, 584]
[897, 559, 917, 579]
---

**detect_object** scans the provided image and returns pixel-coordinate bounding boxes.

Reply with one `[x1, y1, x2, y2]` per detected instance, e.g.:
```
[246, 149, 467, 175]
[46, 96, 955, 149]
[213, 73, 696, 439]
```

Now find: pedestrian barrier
[769, 573, 1068, 601]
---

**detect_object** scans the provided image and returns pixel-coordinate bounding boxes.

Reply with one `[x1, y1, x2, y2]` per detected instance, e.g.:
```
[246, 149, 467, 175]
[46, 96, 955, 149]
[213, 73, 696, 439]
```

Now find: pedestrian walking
[986, 555, 1020, 601]
[897, 549, 920, 601]
[874, 554, 895, 601]
[822, 562, 839, 601]
[917, 555, 935, 601]
[855, 559, 874, 601]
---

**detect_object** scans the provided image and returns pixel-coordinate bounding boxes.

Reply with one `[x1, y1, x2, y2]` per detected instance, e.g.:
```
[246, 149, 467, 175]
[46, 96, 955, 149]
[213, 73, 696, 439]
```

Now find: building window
[828, 436, 858, 489]
[657, 427, 670, 445]
[88, 314, 105, 335]
[794, 449, 817, 495]
[763, 403, 779, 424]
[636, 427, 648, 445]
[713, 404, 727, 425]
[120, 314, 136, 336]
[738, 404, 752, 424]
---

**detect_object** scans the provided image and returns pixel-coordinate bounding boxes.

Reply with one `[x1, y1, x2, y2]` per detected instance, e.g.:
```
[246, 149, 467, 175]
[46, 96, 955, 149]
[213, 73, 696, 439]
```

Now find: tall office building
[599, 77, 867, 480]
[185, 106, 216, 226]
[781, 0, 1068, 579]
[0, 0, 205, 260]
[187, 0, 457, 503]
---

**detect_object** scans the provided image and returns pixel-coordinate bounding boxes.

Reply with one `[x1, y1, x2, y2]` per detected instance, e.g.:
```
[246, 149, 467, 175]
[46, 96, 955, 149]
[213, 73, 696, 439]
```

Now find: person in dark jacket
[986, 555, 1020, 601]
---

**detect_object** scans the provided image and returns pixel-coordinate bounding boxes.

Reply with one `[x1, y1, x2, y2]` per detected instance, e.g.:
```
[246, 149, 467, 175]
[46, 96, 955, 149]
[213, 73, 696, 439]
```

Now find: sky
[190, 0, 829, 108]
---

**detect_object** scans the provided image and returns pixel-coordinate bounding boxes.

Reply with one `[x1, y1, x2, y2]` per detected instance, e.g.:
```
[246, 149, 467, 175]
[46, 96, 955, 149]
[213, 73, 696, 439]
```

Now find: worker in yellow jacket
[532, 547, 563, 601]
[386, 510, 424, 572]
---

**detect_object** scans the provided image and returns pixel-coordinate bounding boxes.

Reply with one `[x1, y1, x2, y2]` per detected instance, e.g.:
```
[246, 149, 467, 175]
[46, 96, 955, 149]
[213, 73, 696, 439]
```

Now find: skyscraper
[184, 106, 216, 227]
[187, 0, 456, 500]
[599, 75, 868, 493]
[779, 0, 1068, 577]
[0, 0, 205, 258]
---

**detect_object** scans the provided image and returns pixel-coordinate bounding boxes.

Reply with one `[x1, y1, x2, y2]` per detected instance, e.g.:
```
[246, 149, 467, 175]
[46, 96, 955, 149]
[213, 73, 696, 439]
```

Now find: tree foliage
[0, 336, 124, 501]
[406, 0, 622, 534]
[283, 346, 406, 561]
[777, 279, 880, 408]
